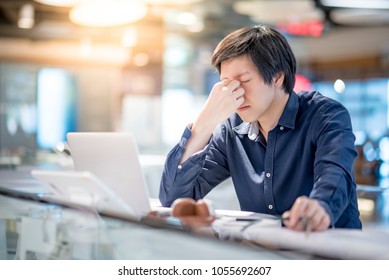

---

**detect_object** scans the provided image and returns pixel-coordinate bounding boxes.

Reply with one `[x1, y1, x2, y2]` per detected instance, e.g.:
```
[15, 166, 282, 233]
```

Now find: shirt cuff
[178, 124, 193, 147]
[318, 200, 335, 228]
[180, 124, 212, 160]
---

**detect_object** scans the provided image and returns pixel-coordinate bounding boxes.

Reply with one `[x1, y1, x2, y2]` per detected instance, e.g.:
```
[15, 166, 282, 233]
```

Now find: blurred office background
[0, 0, 389, 226]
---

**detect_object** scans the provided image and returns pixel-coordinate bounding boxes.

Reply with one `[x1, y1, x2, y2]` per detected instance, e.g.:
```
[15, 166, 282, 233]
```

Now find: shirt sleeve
[159, 124, 230, 207]
[309, 102, 358, 226]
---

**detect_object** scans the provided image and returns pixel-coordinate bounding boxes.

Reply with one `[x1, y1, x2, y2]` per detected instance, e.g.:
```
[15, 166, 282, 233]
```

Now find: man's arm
[284, 102, 358, 231]
[180, 80, 244, 163]
[159, 124, 231, 207]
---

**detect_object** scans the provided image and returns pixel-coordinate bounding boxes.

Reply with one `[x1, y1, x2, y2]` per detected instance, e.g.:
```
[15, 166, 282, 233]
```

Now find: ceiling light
[70, 0, 148, 27]
[186, 20, 204, 33]
[79, 37, 92, 57]
[331, 9, 389, 26]
[18, 4, 35, 29]
[121, 27, 138, 48]
[34, 0, 80, 7]
[321, 0, 389, 9]
[133, 53, 150, 66]
[334, 79, 346, 93]
[177, 12, 197, 25]
[146, 0, 203, 5]
[234, 0, 323, 25]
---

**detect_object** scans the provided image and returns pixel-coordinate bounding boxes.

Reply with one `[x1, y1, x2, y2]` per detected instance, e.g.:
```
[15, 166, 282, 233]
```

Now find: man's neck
[258, 91, 290, 139]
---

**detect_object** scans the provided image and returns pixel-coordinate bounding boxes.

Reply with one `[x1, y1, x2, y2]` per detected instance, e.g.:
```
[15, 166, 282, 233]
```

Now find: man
[159, 25, 362, 231]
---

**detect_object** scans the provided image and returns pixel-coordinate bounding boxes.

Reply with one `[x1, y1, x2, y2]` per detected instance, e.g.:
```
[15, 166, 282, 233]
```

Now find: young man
[159, 25, 362, 231]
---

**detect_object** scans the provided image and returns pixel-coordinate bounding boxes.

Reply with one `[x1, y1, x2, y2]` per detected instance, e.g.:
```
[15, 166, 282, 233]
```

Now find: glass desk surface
[2, 169, 389, 260]
[0, 189, 307, 260]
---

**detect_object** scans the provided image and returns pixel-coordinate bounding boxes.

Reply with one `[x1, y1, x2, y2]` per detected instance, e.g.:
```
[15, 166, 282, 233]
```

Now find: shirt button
[268, 205, 273, 210]
[178, 165, 182, 170]
[266, 172, 271, 178]
[280, 126, 284, 130]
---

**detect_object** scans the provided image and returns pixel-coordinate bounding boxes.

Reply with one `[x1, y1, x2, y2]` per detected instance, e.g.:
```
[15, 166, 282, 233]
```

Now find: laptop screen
[66, 132, 151, 218]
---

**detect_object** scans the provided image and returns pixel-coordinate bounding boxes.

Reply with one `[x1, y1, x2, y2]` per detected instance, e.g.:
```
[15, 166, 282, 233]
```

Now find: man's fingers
[314, 212, 331, 231]
[288, 196, 309, 227]
[283, 196, 331, 232]
[222, 80, 241, 94]
[233, 87, 245, 97]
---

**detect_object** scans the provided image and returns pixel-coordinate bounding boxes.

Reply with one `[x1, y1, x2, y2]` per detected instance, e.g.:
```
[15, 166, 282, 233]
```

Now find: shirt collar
[233, 121, 260, 140]
[233, 92, 299, 139]
[278, 91, 299, 129]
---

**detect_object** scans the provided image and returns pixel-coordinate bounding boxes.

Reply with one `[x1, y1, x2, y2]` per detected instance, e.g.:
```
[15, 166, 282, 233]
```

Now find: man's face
[220, 55, 279, 123]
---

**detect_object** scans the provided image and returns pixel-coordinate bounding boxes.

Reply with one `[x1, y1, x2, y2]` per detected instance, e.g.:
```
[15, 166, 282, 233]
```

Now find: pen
[235, 217, 261, 222]
[282, 216, 312, 239]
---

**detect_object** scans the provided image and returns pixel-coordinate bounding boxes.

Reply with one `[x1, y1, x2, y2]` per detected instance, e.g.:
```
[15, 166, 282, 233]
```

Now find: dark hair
[211, 25, 296, 93]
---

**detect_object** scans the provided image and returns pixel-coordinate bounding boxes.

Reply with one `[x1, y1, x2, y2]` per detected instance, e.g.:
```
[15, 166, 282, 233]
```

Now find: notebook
[32, 132, 153, 220]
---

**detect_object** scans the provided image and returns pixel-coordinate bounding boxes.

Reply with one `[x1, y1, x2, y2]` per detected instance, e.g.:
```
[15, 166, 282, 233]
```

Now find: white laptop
[32, 132, 153, 220]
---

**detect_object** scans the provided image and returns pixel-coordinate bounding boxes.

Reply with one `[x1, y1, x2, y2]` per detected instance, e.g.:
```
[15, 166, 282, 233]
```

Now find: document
[211, 210, 281, 241]
[208, 209, 389, 259]
[242, 227, 389, 259]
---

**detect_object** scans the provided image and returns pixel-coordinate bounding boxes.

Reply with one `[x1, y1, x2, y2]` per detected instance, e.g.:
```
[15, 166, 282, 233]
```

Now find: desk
[1, 169, 389, 260]
[0, 190, 307, 260]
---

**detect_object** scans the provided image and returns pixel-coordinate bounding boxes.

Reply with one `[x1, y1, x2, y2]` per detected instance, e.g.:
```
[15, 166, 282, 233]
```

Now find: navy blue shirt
[159, 91, 362, 229]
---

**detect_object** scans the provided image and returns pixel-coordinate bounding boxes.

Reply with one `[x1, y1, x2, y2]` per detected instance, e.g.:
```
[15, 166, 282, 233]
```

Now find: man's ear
[273, 72, 285, 88]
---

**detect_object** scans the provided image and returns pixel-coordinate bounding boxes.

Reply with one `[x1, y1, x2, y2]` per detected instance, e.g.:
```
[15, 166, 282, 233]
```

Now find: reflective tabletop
[0, 190, 305, 260]
[2, 168, 389, 260]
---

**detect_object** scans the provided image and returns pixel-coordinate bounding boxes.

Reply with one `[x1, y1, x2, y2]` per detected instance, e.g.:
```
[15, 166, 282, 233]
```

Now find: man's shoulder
[298, 90, 345, 112]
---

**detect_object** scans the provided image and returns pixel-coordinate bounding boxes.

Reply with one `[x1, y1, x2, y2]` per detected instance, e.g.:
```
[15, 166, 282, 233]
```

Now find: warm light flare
[146, 0, 203, 4]
[34, 0, 81, 7]
[18, 4, 34, 29]
[69, 0, 148, 27]
[121, 27, 138, 48]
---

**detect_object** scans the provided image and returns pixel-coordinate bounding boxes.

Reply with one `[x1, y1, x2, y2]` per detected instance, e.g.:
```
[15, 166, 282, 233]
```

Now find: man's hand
[282, 196, 331, 232]
[179, 80, 244, 164]
[197, 80, 245, 131]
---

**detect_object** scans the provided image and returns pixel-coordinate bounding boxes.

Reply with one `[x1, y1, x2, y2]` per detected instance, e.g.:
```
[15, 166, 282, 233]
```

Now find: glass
[0, 192, 296, 260]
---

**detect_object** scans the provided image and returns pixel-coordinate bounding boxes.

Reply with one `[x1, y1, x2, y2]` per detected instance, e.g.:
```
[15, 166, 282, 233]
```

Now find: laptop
[32, 132, 153, 220]
[30, 169, 137, 216]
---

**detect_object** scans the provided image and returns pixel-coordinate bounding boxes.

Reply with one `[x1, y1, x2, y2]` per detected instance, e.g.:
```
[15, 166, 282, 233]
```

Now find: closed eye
[241, 80, 250, 83]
